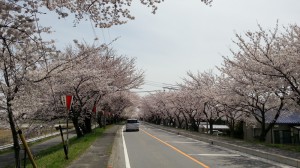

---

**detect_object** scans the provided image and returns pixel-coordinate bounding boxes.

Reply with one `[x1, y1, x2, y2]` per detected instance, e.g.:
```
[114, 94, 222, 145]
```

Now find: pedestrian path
[67, 125, 121, 168]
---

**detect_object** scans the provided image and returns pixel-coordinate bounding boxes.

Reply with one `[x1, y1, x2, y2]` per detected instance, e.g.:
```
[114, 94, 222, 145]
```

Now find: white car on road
[126, 119, 139, 131]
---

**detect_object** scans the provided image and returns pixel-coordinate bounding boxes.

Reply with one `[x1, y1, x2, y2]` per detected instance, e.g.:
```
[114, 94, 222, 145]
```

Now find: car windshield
[127, 120, 138, 123]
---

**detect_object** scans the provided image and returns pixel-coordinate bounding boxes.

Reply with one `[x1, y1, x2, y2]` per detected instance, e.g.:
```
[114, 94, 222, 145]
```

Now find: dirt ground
[0, 129, 12, 145]
[0, 129, 12, 138]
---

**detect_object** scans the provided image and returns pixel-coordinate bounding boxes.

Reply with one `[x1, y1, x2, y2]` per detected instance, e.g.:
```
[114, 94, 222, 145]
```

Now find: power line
[131, 90, 161, 93]
[143, 83, 165, 88]
[144, 80, 178, 88]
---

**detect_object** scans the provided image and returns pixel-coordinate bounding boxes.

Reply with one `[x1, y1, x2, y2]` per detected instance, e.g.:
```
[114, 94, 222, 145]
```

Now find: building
[199, 122, 229, 133]
[244, 110, 300, 144]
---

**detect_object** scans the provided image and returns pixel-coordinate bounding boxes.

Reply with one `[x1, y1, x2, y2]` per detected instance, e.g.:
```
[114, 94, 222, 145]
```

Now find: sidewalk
[146, 123, 300, 168]
[67, 125, 121, 168]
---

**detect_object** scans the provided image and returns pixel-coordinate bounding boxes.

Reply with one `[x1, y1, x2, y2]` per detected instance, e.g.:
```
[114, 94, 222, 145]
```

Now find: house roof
[266, 110, 300, 124]
[199, 124, 229, 129]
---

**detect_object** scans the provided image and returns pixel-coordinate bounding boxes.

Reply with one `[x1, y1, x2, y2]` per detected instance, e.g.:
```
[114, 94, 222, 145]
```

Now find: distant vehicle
[207, 130, 224, 135]
[126, 119, 139, 131]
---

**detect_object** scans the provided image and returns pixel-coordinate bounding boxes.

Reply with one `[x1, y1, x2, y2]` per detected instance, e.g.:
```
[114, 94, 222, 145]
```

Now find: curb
[107, 126, 126, 168]
[107, 128, 120, 168]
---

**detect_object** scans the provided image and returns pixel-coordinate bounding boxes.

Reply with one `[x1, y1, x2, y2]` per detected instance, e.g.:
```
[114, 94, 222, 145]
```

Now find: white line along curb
[122, 126, 131, 168]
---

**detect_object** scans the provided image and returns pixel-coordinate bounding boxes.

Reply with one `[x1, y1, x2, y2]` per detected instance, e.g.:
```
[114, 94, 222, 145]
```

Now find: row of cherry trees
[140, 23, 300, 142]
[31, 43, 144, 136]
[0, 0, 172, 166]
[1, 1, 214, 167]
[0, 37, 143, 166]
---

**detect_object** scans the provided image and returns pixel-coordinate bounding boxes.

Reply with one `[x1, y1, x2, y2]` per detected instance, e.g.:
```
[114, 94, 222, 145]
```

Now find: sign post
[61, 95, 73, 159]
[92, 105, 97, 130]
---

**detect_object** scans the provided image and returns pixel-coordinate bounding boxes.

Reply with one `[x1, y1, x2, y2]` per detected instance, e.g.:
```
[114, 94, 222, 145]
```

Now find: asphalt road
[116, 123, 293, 168]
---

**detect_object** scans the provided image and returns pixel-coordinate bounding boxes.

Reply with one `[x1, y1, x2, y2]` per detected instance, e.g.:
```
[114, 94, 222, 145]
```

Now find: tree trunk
[195, 118, 201, 132]
[72, 117, 83, 138]
[80, 123, 87, 134]
[7, 102, 21, 168]
[229, 119, 235, 137]
[163, 119, 167, 126]
[209, 120, 214, 134]
[169, 117, 175, 127]
[259, 131, 267, 142]
[70, 109, 83, 138]
[190, 118, 198, 132]
[84, 114, 92, 133]
[259, 121, 266, 142]
[175, 114, 182, 128]
[183, 114, 189, 130]
[97, 113, 103, 128]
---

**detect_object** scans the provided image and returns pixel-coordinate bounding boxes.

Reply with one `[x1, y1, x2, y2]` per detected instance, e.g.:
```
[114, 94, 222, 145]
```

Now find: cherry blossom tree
[0, 37, 143, 166]
[182, 70, 223, 133]
[140, 93, 163, 124]
[167, 92, 185, 128]
[214, 75, 244, 137]
[96, 90, 138, 124]
[141, 71, 221, 132]
[173, 90, 203, 131]
[43, 42, 144, 137]
[139, 23, 298, 142]
[218, 24, 293, 142]
[1, 0, 212, 33]
[0, 24, 63, 167]
[150, 91, 177, 126]
[140, 94, 159, 123]
[140, 91, 185, 128]
[249, 24, 300, 107]
[0, 0, 216, 166]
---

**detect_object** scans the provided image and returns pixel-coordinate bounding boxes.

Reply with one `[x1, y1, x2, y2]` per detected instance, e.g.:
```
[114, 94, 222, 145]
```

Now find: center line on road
[189, 154, 240, 157]
[165, 141, 199, 144]
[141, 129, 210, 168]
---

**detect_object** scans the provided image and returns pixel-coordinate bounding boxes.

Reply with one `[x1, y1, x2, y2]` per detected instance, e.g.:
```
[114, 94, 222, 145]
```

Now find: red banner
[92, 105, 96, 113]
[65, 95, 73, 111]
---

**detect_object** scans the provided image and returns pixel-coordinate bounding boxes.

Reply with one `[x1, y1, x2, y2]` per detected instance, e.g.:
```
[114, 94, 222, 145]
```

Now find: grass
[265, 143, 300, 152]
[238, 138, 300, 154]
[23, 127, 106, 168]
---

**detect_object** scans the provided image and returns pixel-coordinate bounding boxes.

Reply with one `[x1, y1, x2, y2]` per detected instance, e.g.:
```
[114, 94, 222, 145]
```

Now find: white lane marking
[122, 126, 131, 168]
[145, 125, 176, 135]
[189, 154, 240, 157]
[166, 141, 199, 144]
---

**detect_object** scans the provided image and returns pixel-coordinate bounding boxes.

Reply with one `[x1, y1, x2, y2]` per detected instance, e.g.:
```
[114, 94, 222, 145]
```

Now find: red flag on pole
[92, 105, 96, 113]
[65, 95, 73, 111]
[62, 95, 73, 111]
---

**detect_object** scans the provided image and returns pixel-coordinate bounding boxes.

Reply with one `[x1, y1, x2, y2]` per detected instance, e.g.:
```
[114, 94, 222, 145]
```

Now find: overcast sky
[41, 0, 300, 94]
